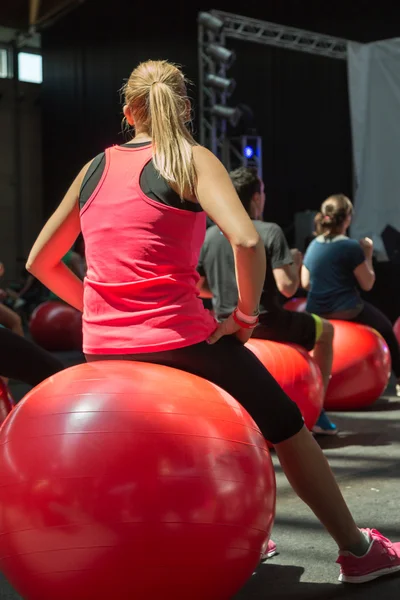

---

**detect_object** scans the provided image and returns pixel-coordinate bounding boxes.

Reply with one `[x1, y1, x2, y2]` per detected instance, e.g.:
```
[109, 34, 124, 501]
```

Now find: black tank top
[79, 141, 202, 213]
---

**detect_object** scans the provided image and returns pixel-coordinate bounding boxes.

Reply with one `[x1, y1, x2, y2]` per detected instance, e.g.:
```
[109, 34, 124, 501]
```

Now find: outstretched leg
[0, 326, 64, 386]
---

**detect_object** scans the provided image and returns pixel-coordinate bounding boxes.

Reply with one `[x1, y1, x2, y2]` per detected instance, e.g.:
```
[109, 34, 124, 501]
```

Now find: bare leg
[275, 426, 364, 550]
[311, 319, 334, 394]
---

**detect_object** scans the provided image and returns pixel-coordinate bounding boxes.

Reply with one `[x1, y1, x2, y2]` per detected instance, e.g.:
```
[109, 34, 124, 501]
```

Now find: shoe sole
[261, 549, 278, 561]
[312, 427, 338, 436]
[339, 564, 400, 583]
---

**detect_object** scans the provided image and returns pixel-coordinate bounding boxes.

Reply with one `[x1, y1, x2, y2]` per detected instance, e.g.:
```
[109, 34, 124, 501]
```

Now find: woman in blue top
[302, 194, 400, 397]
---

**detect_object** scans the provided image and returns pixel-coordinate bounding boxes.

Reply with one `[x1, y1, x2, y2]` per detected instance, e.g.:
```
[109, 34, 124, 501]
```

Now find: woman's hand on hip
[207, 313, 254, 345]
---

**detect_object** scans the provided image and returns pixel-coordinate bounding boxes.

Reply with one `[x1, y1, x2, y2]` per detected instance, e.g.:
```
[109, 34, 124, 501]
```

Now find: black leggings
[349, 301, 400, 378]
[0, 326, 64, 386]
[86, 336, 304, 445]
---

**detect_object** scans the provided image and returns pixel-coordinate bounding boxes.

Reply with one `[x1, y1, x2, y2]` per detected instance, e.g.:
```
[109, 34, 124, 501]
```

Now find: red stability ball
[325, 320, 391, 411]
[29, 301, 82, 351]
[283, 297, 307, 312]
[0, 378, 14, 427]
[394, 317, 400, 345]
[245, 339, 324, 435]
[0, 361, 276, 600]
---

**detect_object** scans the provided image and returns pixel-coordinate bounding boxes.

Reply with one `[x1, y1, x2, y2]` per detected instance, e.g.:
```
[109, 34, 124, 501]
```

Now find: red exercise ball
[0, 361, 276, 600]
[325, 320, 391, 411]
[283, 297, 307, 312]
[245, 339, 324, 435]
[394, 317, 400, 345]
[29, 301, 82, 351]
[0, 378, 14, 426]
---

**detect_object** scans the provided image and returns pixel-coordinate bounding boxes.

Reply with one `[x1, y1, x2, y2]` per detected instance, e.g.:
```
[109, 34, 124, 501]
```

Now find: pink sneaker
[261, 539, 277, 560]
[337, 529, 400, 583]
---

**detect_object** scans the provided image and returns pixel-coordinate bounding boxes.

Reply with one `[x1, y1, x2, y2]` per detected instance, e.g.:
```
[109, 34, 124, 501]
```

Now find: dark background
[41, 0, 400, 218]
[40, 0, 400, 319]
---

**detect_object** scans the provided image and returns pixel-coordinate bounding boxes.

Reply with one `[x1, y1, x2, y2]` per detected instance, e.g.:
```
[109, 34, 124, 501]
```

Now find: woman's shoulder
[192, 144, 217, 165]
[336, 237, 362, 253]
[345, 237, 361, 246]
[192, 145, 231, 172]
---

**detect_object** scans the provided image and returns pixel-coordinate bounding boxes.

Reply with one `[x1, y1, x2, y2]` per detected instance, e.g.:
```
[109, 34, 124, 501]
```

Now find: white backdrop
[348, 39, 400, 256]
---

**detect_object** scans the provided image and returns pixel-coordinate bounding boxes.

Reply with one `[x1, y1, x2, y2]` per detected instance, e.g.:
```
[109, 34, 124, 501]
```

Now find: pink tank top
[80, 144, 217, 354]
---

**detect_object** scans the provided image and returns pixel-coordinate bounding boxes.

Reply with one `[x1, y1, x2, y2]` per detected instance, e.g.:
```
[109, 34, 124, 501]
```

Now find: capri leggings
[253, 308, 323, 352]
[0, 326, 64, 386]
[350, 301, 400, 378]
[86, 335, 305, 445]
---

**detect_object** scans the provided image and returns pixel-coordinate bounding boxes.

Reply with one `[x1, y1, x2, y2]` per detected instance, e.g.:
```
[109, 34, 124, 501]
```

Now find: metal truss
[222, 135, 263, 179]
[198, 25, 228, 159]
[212, 11, 348, 60]
[199, 10, 349, 170]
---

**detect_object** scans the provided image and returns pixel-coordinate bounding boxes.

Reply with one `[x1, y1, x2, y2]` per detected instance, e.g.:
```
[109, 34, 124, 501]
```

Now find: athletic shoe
[261, 539, 277, 560]
[396, 383, 400, 398]
[312, 410, 338, 436]
[337, 528, 400, 583]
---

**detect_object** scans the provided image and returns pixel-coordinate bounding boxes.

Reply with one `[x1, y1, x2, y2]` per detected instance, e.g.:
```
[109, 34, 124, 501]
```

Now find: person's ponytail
[314, 212, 325, 235]
[149, 81, 196, 199]
[315, 194, 354, 236]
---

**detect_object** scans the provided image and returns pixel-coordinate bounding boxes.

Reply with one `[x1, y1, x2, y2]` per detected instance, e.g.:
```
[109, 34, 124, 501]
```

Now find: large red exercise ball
[0, 378, 14, 426]
[0, 361, 276, 600]
[283, 297, 307, 312]
[245, 339, 324, 435]
[325, 321, 391, 411]
[29, 301, 82, 351]
[394, 317, 400, 346]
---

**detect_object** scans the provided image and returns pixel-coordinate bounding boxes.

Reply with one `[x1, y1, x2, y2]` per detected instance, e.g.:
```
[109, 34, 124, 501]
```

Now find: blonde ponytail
[149, 81, 196, 198]
[122, 60, 197, 199]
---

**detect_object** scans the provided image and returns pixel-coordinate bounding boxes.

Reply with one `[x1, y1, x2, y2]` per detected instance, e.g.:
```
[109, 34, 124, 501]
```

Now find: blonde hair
[314, 194, 353, 236]
[122, 60, 196, 199]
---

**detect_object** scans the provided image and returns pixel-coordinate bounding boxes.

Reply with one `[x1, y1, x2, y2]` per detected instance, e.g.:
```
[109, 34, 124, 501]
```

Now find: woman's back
[304, 235, 365, 315]
[80, 143, 215, 354]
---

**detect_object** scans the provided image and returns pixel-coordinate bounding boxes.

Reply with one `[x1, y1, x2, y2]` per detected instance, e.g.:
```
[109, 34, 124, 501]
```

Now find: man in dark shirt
[198, 167, 336, 435]
[199, 219, 300, 319]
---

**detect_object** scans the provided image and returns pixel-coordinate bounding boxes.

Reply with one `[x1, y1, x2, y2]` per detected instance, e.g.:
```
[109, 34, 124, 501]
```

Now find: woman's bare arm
[301, 265, 311, 291]
[193, 146, 265, 317]
[26, 163, 91, 311]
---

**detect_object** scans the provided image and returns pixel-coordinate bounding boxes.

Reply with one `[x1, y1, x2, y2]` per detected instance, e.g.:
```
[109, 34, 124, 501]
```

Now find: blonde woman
[27, 60, 400, 583]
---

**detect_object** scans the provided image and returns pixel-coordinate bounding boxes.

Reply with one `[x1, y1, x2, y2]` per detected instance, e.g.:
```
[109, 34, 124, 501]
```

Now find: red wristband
[232, 308, 259, 329]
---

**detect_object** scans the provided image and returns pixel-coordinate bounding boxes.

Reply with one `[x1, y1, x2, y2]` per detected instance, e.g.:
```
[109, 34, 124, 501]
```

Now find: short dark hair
[230, 167, 261, 213]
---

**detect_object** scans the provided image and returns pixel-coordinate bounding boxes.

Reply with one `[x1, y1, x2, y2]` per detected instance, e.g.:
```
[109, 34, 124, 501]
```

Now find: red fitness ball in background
[0, 361, 276, 600]
[283, 297, 307, 313]
[245, 339, 324, 436]
[394, 317, 400, 346]
[29, 301, 82, 352]
[325, 320, 391, 411]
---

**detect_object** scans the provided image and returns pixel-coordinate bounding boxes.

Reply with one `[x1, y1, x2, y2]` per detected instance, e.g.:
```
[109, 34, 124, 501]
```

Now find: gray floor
[235, 387, 400, 599]
[2, 356, 399, 599]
